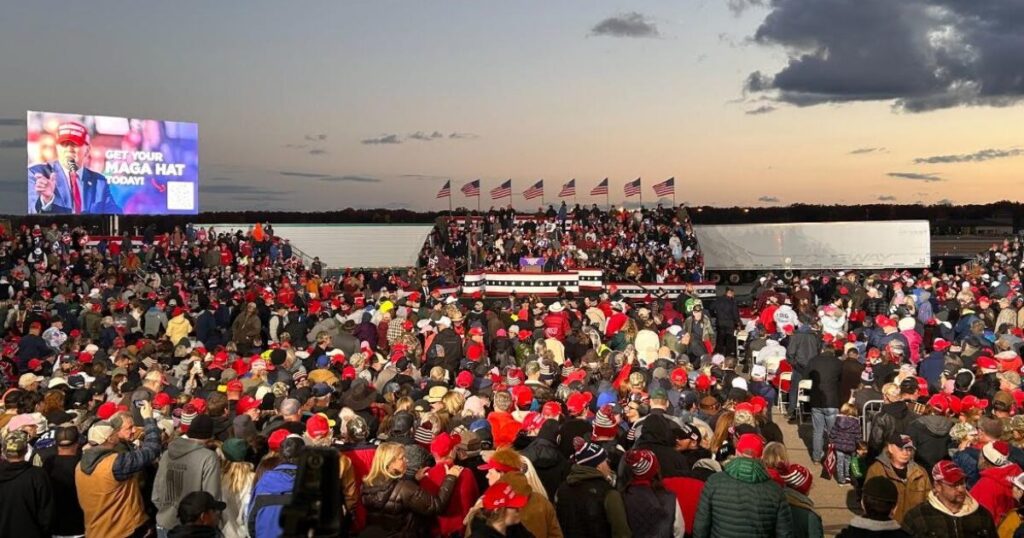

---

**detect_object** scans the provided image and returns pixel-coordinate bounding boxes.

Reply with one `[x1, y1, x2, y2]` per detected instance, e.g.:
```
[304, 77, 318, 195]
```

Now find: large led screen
[27, 110, 199, 215]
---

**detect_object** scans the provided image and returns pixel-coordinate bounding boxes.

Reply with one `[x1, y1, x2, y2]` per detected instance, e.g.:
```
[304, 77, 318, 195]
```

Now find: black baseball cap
[177, 491, 226, 524]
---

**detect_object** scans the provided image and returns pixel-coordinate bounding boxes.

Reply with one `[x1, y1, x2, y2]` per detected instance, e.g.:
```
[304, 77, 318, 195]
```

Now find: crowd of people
[418, 204, 704, 284]
[3, 215, 1024, 538]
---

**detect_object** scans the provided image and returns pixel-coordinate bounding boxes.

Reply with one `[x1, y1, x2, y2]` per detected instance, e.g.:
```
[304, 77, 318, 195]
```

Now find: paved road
[778, 417, 859, 537]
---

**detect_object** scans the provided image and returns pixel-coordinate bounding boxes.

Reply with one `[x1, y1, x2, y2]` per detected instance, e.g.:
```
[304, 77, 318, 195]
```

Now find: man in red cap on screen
[28, 119, 121, 214]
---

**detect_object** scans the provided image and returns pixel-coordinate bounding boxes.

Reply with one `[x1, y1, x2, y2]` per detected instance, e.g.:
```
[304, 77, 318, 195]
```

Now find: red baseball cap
[482, 483, 529, 510]
[933, 338, 951, 352]
[27, 358, 43, 371]
[456, 370, 474, 389]
[97, 401, 126, 420]
[57, 121, 89, 146]
[477, 458, 521, 473]
[268, 429, 290, 452]
[541, 401, 562, 418]
[152, 392, 174, 408]
[566, 392, 593, 415]
[927, 394, 949, 414]
[236, 395, 260, 414]
[430, 432, 462, 458]
[735, 433, 766, 458]
[978, 357, 999, 372]
[931, 460, 965, 484]
[306, 414, 331, 438]
[670, 367, 687, 385]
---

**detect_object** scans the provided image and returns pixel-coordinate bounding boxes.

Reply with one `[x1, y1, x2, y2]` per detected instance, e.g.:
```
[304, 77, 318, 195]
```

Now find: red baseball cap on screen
[57, 121, 89, 146]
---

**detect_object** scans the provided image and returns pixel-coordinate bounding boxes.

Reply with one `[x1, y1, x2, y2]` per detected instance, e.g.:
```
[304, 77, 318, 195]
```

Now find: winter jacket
[907, 414, 953, 471]
[420, 462, 479, 537]
[167, 313, 193, 345]
[692, 457, 792, 538]
[832, 415, 863, 454]
[807, 352, 843, 409]
[0, 459, 53, 537]
[787, 328, 822, 375]
[430, 328, 464, 377]
[864, 452, 931, 524]
[623, 483, 684, 538]
[520, 427, 570, 500]
[919, 352, 946, 393]
[868, 401, 917, 457]
[555, 465, 630, 538]
[43, 453, 84, 536]
[249, 462, 297, 538]
[362, 474, 457, 538]
[663, 476, 705, 537]
[542, 312, 572, 341]
[630, 414, 690, 478]
[482, 471, 562, 538]
[971, 463, 1024, 526]
[232, 311, 262, 346]
[998, 508, 1024, 538]
[839, 358, 866, 406]
[902, 490, 996, 537]
[835, 516, 910, 538]
[144, 306, 169, 336]
[153, 437, 223, 529]
[76, 418, 163, 538]
[785, 487, 825, 538]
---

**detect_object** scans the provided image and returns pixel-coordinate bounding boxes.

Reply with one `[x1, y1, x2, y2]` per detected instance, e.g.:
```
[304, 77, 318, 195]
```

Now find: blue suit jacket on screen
[27, 162, 122, 214]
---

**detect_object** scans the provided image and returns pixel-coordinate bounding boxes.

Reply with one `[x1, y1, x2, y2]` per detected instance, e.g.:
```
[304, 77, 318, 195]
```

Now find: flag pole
[639, 178, 643, 209]
[448, 180, 453, 216]
[606, 181, 610, 211]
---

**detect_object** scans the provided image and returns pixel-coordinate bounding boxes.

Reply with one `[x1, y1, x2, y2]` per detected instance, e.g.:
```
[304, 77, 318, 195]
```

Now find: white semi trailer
[694, 220, 931, 284]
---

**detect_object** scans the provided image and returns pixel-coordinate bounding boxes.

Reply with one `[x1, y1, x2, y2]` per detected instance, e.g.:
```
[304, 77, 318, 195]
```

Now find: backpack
[249, 464, 297, 538]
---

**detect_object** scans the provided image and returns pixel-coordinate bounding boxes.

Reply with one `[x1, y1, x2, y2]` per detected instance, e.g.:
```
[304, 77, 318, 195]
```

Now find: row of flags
[436, 177, 674, 200]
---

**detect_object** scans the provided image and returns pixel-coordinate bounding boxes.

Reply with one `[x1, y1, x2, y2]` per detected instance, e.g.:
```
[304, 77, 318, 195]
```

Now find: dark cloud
[727, 0, 766, 16]
[318, 175, 380, 183]
[308, 148, 327, 155]
[913, 147, 1023, 164]
[448, 132, 478, 140]
[304, 134, 327, 142]
[590, 12, 659, 38]
[361, 134, 402, 145]
[280, 171, 329, 178]
[887, 172, 943, 182]
[745, 0, 1024, 112]
[758, 195, 780, 202]
[400, 174, 448, 180]
[199, 184, 287, 196]
[935, 198, 954, 205]
[0, 137, 26, 149]
[877, 195, 898, 201]
[746, 105, 776, 115]
[0, 118, 23, 126]
[850, 147, 885, 155]
[408, 131, 445, 141]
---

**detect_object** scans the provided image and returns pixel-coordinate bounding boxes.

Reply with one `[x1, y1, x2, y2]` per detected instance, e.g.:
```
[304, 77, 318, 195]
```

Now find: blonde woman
[762, 441, 790, 474]
[219, 438, 256, 538]
[361, 442, 463, 537]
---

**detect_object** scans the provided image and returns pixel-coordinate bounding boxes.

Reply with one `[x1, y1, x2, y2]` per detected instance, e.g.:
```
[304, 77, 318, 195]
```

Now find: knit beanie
[624, 449, 658, 481]
[414, 418, 437, 447]
[592, 404, 620, 438]
[572, 436, 607, 467]
[179, 404, 198, 431]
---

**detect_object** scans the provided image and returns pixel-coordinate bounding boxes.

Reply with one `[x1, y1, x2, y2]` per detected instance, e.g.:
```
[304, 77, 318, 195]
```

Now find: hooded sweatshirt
[0, 460, 53, 536]
[153, 437, 222, 529]
[970, 462, 1022, 525]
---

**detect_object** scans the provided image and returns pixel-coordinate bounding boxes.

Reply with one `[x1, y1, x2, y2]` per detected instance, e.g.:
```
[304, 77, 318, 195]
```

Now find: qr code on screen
[166, 181, 195, 211]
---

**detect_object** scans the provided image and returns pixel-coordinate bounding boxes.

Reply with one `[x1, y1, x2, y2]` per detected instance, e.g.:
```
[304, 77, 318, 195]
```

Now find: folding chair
[777, 371, 793, 413]
[797, 379, 813, 425]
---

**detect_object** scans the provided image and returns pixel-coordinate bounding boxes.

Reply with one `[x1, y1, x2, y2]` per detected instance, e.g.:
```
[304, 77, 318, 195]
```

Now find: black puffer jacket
[0, 460, 53, 537]
[362, 476, 457, 538]
[520, 422, 570, 499]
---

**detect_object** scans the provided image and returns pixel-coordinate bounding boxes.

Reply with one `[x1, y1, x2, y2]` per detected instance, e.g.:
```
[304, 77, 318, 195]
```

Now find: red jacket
[970, 463, 1022, 525]
[663, 476, 705, 536]
[542, 312, 571, 341]
[420, 460, 480, 537]
[605, 312, 628, 338]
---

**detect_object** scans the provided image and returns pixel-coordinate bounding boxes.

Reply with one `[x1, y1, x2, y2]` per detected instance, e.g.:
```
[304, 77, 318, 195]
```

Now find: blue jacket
[918, 352, 946, 392]
[27, 163, 122, 215]
[249, 463, 297, 538]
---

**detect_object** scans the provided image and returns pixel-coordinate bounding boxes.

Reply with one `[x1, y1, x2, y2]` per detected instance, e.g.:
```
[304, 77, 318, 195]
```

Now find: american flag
[436, 180, 451, 199]
[461, 180, 480, 197]
[624, 178, 641, 197]
[559, 179, 575, 198]
[491, 179, 512, 199]
[590, 178, 609, 196]
[653, 177, 675, 197]
[523, 180, 544, 200]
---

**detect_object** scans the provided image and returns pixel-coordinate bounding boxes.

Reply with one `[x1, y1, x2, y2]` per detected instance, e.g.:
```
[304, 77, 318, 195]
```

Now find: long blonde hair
[761, 441, 789, 471]
[365, 442, 404, 487]
[221, 459, 255, 494]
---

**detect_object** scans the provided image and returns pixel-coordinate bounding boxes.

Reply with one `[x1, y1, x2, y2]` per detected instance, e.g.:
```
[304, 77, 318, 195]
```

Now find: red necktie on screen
[69, 169, 82, 213]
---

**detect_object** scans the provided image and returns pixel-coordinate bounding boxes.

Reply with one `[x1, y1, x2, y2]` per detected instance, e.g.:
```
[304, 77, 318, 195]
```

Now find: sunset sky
[1, 1, 1022, 214]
